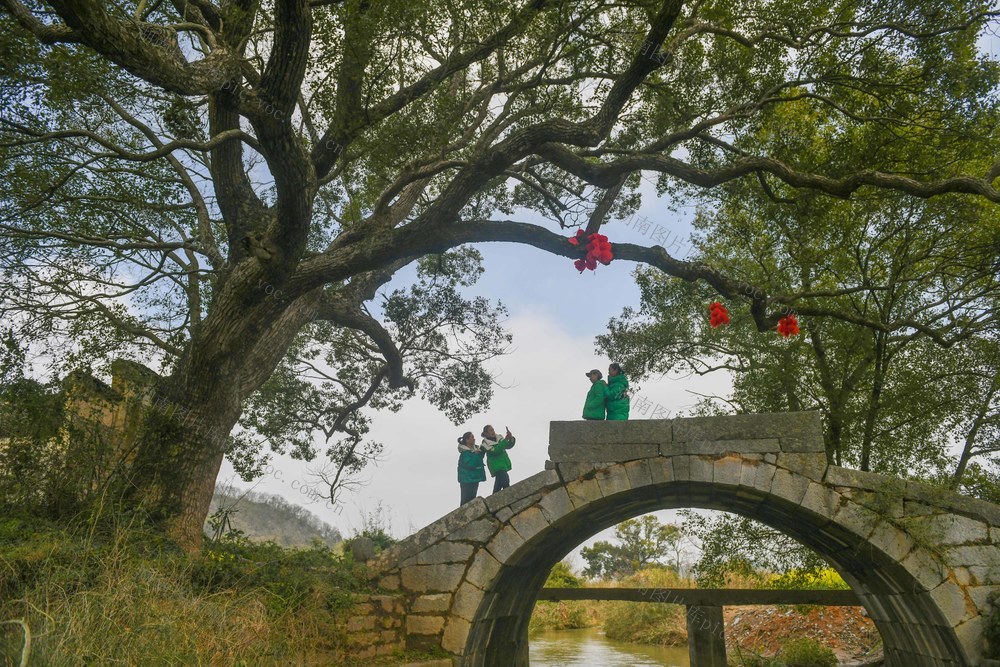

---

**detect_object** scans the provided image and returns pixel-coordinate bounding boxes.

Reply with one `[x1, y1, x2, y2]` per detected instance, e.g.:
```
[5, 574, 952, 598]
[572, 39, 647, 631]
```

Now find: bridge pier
[686, 605, 726, 666]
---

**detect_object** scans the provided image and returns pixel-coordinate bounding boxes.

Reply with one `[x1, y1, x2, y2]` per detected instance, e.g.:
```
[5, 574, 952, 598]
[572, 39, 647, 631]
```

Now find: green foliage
[681, 511, 828, 588]
[348, 501, 397, 553]
[776, 638, 838, 667]
[602, 568, 688, 646]
[730, 638, 837, 667]
[581, 515, 683, 580]
[528, 600, 599, 635]
[544, 561, 582, 588]
[0, 514, 367, 665]
[986, 591, 1000, 659]
[233, 247, 511, 501]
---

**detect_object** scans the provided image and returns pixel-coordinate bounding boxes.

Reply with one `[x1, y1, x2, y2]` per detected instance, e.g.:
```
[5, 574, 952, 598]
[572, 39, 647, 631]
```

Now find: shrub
[777, 637, 837, 667]
[0, 515, 369, 665]
[601, 567, 688, 646]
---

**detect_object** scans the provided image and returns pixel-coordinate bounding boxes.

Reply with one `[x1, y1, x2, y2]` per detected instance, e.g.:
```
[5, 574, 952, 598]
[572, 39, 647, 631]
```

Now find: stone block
[833, 500, 879, 540]
[400, 564, 467, 594]
[688, 456, 715, 483]
[412, 594, 452, 614]
[683, 439, 780, 455]
[465, 549, 502, 590]
[549, 419, 672, 446]
[509, 506, 551, 543]
[752, 462, 777, 494]
[380, 498, 489, 566]
[660, 441, 685, 456]
[380, 574, 400, 591]
[672, 411, 822, 442]
[824, 466, 888, 492]
[624, 458, 652, 488]
[779, 436, 826, 453]
[648, 456, 674, 485]
[966, 585, 995, 612]
[406, 615, 445, 636]
[509, 493, 544, 515]
[555, 461, 605, 481]
[669, 455, 691, 482]
[544, 459, 556, 470]
[929, 580, 974, 626]
[537, 486, 574, 524]
[565, 475, 603, 509]
[867, 521, 916, 562]
[548, 442, 659, 462]
[448, 516, 501, 544]
[953, 616, 986, 663]
[442, 616, 472, 654]
[770, 468, 810, 504]
[738, 459, 759, 487]
[485, 525, 526, 563]
[775, 452, 828, 480]
[712, 455, 743, 487]
[347, 615, 375, 632]
[800, 482, 842, 519]
[451, 581, 485, 621]
[942, 545, 1000, 584]
[485, 470, 559, 512]
[417, 542, 476, 565]
[595, 464, 632, 497]
[901, 547, 948, 591]
[900, 513, 989, 547]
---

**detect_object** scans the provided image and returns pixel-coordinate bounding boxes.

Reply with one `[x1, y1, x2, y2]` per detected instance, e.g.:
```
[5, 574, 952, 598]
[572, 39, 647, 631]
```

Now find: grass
[0, 512, 372, 666]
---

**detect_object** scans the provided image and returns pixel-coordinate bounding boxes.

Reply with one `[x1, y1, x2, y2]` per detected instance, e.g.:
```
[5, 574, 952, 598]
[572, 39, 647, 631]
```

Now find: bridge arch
[372, 412, 1000, 666]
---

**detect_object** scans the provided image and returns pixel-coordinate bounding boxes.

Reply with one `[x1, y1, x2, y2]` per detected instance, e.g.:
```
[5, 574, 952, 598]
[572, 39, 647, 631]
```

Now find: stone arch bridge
[371, 412, 1000, 666]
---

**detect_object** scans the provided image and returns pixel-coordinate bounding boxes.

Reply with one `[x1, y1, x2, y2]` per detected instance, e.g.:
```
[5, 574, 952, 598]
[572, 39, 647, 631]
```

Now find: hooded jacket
[482, 435, 515, 476]
[606, 373, 630, 421]
[583, 379, 608, 420]
[457, 443, 486, 483]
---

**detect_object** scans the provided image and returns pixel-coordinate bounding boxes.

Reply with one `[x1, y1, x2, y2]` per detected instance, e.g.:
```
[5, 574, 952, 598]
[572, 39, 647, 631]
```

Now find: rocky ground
[724, 605, 883, 665]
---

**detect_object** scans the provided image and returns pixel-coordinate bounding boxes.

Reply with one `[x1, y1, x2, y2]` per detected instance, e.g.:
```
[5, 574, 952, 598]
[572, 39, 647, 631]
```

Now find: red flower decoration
[568, 230, 614, 272]
[777, 314, 800, 337]
[708, 301, 730, 328]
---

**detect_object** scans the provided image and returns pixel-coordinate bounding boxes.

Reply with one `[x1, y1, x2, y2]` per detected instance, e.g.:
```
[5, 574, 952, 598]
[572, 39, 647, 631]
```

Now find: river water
[529, 627, 690, 666]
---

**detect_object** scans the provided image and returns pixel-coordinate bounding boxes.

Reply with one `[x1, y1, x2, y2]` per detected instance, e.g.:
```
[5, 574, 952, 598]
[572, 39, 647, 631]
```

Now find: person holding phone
[481, 424, 516, 493]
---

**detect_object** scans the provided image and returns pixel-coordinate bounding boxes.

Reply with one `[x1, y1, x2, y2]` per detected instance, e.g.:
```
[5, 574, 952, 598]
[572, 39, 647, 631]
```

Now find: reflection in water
[530, 627, 690, 667]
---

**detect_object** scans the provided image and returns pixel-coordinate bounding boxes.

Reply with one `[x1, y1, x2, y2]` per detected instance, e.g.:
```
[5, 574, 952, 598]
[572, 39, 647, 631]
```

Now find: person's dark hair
[481, 425, 493, 437]
[458, 431, 473, 445]
[609, 362, 623, 375]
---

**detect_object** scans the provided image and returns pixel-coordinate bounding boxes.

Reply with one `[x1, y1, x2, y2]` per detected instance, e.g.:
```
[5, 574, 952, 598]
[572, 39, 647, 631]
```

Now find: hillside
[205, 486, 342, 548]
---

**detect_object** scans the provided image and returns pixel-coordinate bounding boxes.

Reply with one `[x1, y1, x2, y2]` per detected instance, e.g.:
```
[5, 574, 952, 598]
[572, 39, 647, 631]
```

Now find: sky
[215, 183, 734, 563]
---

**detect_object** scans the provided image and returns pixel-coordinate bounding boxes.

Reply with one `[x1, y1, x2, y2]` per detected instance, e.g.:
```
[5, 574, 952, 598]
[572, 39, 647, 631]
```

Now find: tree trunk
[951, 374, 999, 488]
[859, 332, 887, 472]
[120, 378, 243, 552]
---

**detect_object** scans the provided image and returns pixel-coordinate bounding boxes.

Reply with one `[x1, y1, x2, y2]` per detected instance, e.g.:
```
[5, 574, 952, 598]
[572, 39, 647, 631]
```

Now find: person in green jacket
[606, 362, 630, 420]
[457, 431, 486, 506]
[481, 424, 516, 493]
[583, 369, 608, 420]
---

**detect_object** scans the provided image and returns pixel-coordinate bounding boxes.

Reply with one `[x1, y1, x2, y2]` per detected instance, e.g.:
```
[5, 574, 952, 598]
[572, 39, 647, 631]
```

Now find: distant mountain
[205, 485, 342, 548]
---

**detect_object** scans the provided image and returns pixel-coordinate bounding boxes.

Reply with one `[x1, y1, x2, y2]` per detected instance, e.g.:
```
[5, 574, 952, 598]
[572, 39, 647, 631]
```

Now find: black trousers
[492, 470, 510, 493]
[460, 482, 480, 506]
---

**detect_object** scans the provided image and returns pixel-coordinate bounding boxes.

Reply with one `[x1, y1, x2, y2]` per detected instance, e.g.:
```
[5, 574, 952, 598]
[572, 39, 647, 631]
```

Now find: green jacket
[583, 379, 608, 420]
[483, 436, 515, 476]
[606, 374, 630, 421]
[457, 447, 486, 483]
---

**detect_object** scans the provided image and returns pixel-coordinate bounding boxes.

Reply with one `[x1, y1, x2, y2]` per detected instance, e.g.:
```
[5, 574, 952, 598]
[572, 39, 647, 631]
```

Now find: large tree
[1, 0, 998, 550]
